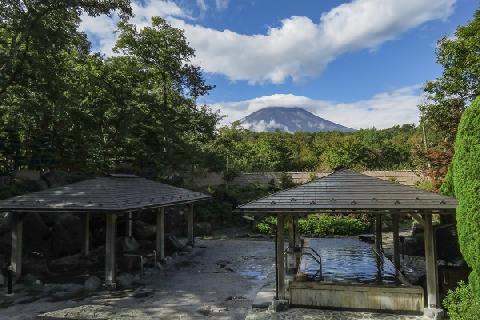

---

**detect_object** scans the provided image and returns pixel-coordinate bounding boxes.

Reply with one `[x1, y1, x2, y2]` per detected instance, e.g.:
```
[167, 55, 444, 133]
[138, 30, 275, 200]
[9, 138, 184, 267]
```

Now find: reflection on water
[300, 238, 397, 284]
[239, 264, 268, 280]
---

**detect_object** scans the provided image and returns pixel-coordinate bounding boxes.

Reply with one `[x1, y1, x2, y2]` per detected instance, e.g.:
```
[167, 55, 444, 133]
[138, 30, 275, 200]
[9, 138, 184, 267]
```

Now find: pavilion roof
[0, 175, 210, 213]
[237, 169, 457, 214]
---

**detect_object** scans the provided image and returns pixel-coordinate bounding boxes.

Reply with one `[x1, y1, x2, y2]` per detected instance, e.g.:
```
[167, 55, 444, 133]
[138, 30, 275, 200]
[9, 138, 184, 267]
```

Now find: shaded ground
[246, 309, 425, 320]
[1, 239, 275, 320]
[0, 228, 430, 320]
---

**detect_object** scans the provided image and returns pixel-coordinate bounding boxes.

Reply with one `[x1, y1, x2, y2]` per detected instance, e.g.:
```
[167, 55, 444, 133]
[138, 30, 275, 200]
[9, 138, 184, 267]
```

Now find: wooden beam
[424, 213, 439, 308]
[156, 207, 165, 260]
[276, 214, 286, 300]
[11, 214, 23, 279]
[392, 213, 401, 273]
[82, 213, 90, 257]
[187, 204, 194, 246]
[105, 212, 117, 288]
[375, 213, 382, 253]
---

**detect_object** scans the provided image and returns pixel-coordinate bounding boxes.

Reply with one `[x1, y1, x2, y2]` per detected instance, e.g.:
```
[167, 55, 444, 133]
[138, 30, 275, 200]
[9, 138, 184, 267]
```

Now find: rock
[121, 237, 140, 253]
[23, 259, 50, 276]
[84, 276, 101, 291]
[436, 224, 462, 263]
[411, 221, 424, 235]
[166, 235, 185, 253]
[195, 222, 212, 236]
[134, 220, 156, 240]
[14, 170, 41, 181]
[23, 213, 50, 254]
[51, 214, 82, 257]
[401, 255, 426, 285]
[0, 212, 13, 236]
[401, 236, 424, 256]
[117, 273, 135, 289]
[23, 273, 43, 289]
[358, 234, 374, 243]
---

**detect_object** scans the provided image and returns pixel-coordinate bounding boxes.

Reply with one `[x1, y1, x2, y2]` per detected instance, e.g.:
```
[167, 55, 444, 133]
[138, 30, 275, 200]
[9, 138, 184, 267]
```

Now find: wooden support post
[126, 212, 133, 238]
[288, 215, 295, 250]
[11, 214, 23, 279]
[294, 216, 301, 269]
[424, 213, 439, 309]
[375, 213, 382, 253]
[276, 214, 286, 300]
[82, 213, 90, 257]
[105, 212, 117, 288]
[392, 213, 400, 273]
[156, 207, 165, 260]
[187, 204, 194, 246]
[287, 215, 296, 273]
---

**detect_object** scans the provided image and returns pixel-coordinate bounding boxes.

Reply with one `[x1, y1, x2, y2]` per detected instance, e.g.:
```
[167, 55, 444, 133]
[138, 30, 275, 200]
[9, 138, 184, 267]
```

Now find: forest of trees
[211, 123, 419, 173]
[0, 1, 220, 177]
[1, 1, 480, 318]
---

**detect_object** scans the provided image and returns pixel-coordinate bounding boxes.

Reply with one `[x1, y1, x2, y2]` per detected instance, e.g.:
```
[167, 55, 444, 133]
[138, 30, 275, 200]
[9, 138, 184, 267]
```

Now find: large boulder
[84, 276, 101, 291]
[134, 220, 156, 240]
[50, 214, 82, 257]
[23, 213, 50, 254]
[436, 224, 463, 263]
[195, 222, 212, 236]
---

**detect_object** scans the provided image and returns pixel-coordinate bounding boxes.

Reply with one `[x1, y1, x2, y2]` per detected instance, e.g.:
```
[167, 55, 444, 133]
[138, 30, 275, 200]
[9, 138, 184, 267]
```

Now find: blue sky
[80, 0, 478, 129]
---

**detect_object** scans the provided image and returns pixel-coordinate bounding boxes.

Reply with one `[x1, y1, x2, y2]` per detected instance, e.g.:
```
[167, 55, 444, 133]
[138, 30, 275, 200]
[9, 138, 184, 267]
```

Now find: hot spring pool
[299, 238, 398, 285]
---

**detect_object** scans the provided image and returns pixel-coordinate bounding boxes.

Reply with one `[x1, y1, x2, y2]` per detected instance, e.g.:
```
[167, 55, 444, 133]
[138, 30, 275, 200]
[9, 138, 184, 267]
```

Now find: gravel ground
[1, 239, 275, 320]
[246, 309, 425, 320]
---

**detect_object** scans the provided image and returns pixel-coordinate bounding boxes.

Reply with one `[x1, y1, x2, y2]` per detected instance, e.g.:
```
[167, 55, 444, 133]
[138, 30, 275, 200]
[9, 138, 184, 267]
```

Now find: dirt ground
[1, 239, 275, 320]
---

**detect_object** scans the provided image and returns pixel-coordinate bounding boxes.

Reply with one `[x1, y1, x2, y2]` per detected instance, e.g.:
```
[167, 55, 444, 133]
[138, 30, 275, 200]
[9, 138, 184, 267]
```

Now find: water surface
[300, 238, 397, 285]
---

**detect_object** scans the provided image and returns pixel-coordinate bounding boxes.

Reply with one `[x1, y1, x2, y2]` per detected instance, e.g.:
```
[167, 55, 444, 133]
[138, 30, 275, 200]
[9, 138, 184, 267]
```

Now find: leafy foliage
[211, 124, 417, 172]
[451, 97, 480, 296]
[417, 9, 480, 185]
[0, 4, 219, 176]
[444, 281, 480, 320]
[256, 214, 369, 237]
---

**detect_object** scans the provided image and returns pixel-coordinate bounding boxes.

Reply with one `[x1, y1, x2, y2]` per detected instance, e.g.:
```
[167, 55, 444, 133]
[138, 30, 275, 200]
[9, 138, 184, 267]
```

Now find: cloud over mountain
[210, 85, 424, 129]
[80, 0, 455, 83]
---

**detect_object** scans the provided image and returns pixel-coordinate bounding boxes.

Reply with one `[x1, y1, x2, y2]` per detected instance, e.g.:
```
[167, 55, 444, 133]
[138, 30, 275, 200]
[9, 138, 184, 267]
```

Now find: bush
[444, 281, 480, 320]
[452, 97, 480, 295]
[256, 214, 369, 236]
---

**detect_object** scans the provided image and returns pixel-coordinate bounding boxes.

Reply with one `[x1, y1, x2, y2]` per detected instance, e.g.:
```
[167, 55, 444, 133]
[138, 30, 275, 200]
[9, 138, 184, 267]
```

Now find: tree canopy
[418, 9, 480, 186]
[0, 1, 219, 176]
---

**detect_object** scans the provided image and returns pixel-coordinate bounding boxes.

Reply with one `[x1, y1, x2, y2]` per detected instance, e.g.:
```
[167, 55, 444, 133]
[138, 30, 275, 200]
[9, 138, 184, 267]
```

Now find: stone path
[246, 308, 426, 320]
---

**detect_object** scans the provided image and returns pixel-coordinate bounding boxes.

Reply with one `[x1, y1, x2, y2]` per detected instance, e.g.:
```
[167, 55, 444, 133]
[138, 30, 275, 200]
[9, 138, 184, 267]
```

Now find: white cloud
[178, 0, 455, 83]
[81, 0, 455, 83]
[246, 120, 290, 132]
[215, 0, 229, 11]
[79, 0, 187, 56]
[196, 0, 208, 14]
[209, 85, 424, 129]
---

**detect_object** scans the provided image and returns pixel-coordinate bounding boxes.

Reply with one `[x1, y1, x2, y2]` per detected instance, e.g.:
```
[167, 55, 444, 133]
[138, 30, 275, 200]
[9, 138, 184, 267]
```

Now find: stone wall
[192, 170, 423, 188]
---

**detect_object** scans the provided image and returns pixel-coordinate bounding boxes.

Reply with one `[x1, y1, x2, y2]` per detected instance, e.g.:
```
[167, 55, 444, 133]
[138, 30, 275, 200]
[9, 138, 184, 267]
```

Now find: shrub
[440, 164, 455, 196]
[255, 214, 369, 237]
[415, 179, 436, 192]
[444, 282, 480, 320]
[451, 97, 480, 296]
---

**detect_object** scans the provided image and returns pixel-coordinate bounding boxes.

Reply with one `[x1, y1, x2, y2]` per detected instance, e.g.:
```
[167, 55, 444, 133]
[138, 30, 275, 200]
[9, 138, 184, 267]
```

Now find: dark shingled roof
[237, 169, 457, 214]
[0, 175, 210, 213]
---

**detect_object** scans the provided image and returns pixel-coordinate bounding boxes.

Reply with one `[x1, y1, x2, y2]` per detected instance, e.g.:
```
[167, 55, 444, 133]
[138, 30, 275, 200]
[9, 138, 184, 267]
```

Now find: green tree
[418, 9, 480, 183]
[451, 97, 480, 296]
